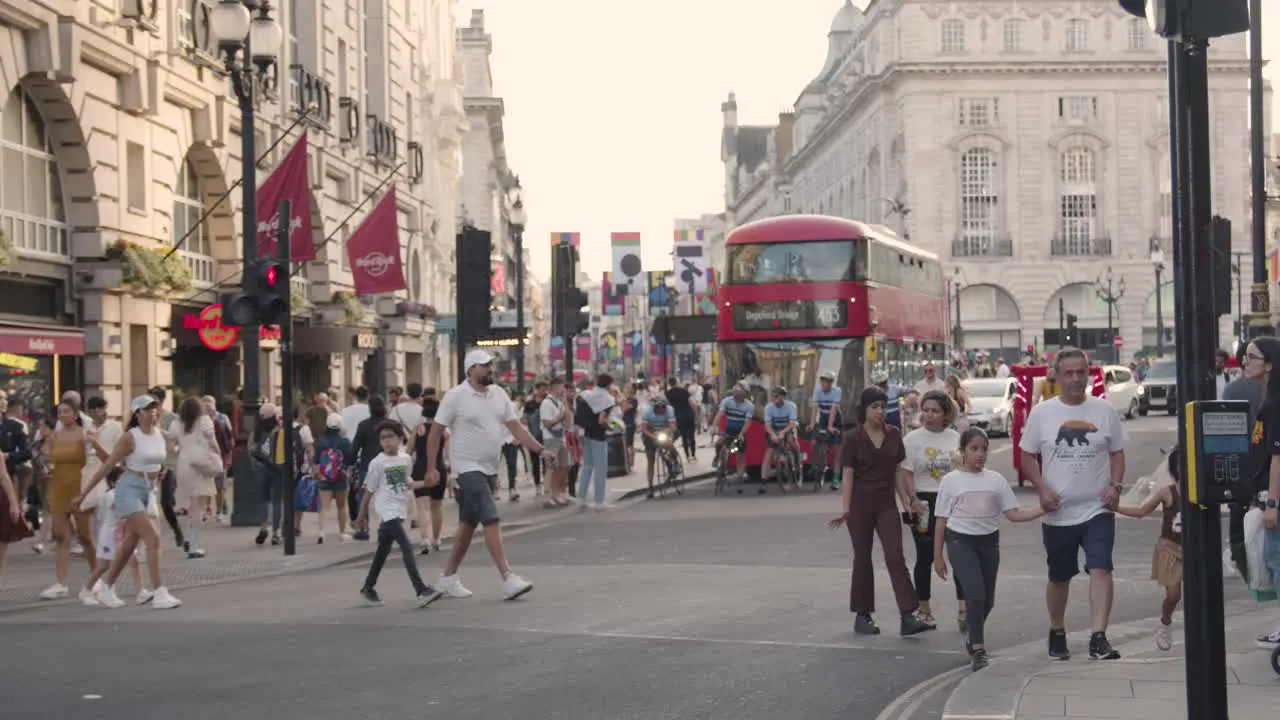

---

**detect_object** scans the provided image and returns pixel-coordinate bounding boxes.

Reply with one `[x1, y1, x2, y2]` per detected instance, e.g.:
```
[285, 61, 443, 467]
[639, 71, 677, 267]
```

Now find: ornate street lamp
[506, 179, 528, 389]
[1151, 245, 1166, 358]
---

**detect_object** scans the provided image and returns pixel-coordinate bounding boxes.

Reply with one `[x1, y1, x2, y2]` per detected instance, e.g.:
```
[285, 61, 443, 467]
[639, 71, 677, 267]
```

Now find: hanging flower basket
[290, 282, 311, 317]
[334, 291, 368, 325]
[119, 241, 194, 296]
[0, 229, 14, 267]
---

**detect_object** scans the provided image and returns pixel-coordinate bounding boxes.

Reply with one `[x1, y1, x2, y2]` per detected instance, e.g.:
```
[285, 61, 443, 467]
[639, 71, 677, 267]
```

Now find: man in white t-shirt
[538, 377, 573, 507]
[1018, 347, 1127, 662]
[340, 386, 372, 441]
[426, 350, 551, 601]
[914, 364, 944, 395]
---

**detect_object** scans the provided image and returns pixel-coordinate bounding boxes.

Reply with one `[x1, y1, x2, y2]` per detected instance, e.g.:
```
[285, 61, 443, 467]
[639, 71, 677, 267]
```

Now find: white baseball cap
[465, 349, 495, 372]
[871, 370, 890, 384]
[259, 403, 278, 419]
[325, 413, 342, 430]
[130, 394, 159, 413]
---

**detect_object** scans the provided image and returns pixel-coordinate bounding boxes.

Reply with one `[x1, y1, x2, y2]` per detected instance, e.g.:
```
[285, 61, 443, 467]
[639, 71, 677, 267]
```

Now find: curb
[940, 596, 1269, 719]
[615, 470, 716, 501]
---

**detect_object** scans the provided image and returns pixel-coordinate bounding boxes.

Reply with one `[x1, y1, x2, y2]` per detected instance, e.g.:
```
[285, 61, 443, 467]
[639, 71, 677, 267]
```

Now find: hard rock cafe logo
[183, 305, 280, 351]
[257, 213, 304, 244]
[356, 252, 395, 277]
[27, 338, 56, 354]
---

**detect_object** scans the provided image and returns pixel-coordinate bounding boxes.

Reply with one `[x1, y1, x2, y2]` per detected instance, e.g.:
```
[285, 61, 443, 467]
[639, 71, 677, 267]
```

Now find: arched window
[1065, 19, 1089, 52]
[172, 159, 215, 285]
[1057, 147, 1098, 255]
[959, 148, 999, 256]
[0, 88, 68, 258]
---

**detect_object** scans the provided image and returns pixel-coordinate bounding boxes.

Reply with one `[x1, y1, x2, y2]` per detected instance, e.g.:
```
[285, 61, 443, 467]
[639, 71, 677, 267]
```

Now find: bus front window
[719, 339, 866, 423]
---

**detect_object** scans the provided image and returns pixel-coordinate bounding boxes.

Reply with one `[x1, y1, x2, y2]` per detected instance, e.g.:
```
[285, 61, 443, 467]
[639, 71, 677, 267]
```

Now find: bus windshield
[719, 339, 862, 422]
[724, 240, 861, 285]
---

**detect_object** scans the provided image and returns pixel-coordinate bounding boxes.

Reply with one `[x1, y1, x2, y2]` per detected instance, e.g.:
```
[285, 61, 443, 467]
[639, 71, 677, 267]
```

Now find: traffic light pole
[277, 200, 297, 557]
[1169, 38, 1230, 719]
[1247, 0, 1273, 342]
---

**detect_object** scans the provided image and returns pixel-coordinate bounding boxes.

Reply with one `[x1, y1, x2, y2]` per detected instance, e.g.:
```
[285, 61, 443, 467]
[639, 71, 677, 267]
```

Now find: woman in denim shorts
[74, 395, 182, 610]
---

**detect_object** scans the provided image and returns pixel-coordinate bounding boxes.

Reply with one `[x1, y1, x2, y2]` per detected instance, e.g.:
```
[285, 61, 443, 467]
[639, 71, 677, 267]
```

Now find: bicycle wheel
[668, 450, 685, 495]
[714, 447, 728, 496]
[777, 452, 792, 493]
[654, 449, 668, 498]
[811, 441, 827, 493]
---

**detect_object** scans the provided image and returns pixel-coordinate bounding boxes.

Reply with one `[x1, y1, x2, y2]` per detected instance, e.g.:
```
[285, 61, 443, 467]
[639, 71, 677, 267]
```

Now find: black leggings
[944, 529, 1000, 646]
[677, 418, 696, 458]
[364, 518, 428, 594]
[160, 469, 183, 541]
[529, 449, 542, 487]
[503, 444, 520, 490]
[914, 491, 964, 604]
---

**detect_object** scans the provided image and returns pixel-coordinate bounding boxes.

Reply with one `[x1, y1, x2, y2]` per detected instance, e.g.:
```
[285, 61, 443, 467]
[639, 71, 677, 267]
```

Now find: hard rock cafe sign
[183, 304, 281, 352]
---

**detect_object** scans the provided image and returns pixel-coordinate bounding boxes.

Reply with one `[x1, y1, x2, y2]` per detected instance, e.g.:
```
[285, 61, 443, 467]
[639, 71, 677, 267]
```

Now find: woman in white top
[932, 427, 1044, 671]
[74, 394, 181, 609]
[171, 397, 221, 559]
[899, 390, 963, 626]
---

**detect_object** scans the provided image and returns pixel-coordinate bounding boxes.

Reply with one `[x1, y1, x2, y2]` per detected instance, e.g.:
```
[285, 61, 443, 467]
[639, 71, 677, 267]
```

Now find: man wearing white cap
[426, 350, 551, 600]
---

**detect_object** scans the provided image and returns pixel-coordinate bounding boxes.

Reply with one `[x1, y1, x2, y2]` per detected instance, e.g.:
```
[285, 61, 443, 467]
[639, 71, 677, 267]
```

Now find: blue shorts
[457, 471, 501, 527]
[114, 472, 152, 518]
[1042, 512, 1116, 583]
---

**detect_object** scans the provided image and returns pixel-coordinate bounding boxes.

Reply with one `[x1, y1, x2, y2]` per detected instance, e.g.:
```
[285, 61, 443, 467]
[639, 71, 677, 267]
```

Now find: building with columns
[721, 0, 1261, 362]
[0, 0, 465, 415]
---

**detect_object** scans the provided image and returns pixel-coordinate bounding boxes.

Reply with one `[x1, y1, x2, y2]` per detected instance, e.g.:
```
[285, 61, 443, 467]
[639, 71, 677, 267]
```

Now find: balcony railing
[0, 210, 70, 260]
[1050, 236, 1112, 257]
[179, 251, 216, 287]
[951, 235, 1013, 258]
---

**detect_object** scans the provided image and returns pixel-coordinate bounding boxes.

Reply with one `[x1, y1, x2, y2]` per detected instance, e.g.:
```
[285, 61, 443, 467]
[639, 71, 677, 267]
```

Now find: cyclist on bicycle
[639, 396, 678, 497]
[763, 386, 800, 489]
[711, 383, 754, 485]
[811, 370, 843, 490]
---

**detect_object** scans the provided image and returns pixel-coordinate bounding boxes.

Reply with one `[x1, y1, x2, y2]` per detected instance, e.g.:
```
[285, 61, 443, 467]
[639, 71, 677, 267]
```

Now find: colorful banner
[600, 331, 619, 364]
[552, 232, 580, 249]
[346, 185, 405, 294]
[672, 241, 709, 294]
[574, 334, 592, 363]
[674, 229, 704, 243]
[693, 268, 719, 316]
[1269, 248, 1278, 284]
[610, 232, 643, 295]
[256, 134, 316, 260]
[601, 271, 625, 316]
[647, 270, 672, 312]
[491, 261, 506, 295]
[549, 336, 564, 364]
[626, 331, 643, 364]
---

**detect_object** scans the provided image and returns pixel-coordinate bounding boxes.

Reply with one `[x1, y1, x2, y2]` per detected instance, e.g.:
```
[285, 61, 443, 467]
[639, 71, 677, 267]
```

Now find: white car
[962, 377, 1016, 437]
[1101, 364, 1141, 419]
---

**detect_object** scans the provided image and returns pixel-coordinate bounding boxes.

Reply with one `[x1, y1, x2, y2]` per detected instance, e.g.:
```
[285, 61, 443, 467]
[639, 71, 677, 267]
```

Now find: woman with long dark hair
[172, 396, 220, 558]
[39, 402, 107, 602]
[830, 387, 936, 636]
[74, 395, 181, 609]
[1240, 336, 1280, 651]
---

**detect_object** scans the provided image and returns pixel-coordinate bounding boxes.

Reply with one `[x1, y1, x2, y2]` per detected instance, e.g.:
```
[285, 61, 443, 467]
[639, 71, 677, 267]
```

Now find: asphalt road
[0, 415, 1232, 720]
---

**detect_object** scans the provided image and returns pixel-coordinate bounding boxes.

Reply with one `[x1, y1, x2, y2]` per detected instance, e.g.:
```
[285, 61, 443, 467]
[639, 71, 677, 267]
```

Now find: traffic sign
[1113, 335, 1124, 348]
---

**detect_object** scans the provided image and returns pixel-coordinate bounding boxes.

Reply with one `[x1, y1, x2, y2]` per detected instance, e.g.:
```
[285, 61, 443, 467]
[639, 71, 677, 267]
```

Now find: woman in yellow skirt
[39, 402, 108, 602]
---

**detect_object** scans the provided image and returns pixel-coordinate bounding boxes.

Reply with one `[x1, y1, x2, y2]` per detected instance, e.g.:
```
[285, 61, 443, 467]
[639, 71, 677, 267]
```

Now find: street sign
[491, 310, 517, 328]
[1114, 335, 1124, 348]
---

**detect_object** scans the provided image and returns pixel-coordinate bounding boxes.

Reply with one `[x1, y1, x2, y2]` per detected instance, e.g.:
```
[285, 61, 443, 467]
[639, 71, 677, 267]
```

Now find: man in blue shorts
[763, 386, 799, 491]
[811, 371, 843, 489]
[711, 383, 755, 485]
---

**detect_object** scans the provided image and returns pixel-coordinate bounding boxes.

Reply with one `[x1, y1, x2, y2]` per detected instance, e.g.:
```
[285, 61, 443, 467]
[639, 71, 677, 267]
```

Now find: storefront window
[0, 354, 54, 417]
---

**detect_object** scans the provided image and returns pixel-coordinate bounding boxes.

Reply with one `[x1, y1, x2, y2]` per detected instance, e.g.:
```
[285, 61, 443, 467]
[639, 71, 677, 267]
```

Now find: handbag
[294, 475, 320, 513]
[188, 423, 223, 477]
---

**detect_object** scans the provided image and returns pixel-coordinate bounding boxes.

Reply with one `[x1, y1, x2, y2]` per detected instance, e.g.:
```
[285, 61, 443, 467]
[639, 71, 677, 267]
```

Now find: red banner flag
[575, 334, 592, 363]
[346, 185, 405, 294]
[256, 134, 316, 261]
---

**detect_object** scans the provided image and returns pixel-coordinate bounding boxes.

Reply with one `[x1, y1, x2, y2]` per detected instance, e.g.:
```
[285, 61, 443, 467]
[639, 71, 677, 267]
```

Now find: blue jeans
[259, 462, 283, 531]
[578, 438, 609, 507]
[1265, 525, 1280, 597]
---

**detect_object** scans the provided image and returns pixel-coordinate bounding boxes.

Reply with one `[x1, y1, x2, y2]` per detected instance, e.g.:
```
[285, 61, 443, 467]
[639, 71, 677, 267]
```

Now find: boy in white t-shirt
[83, 469, 151, 606]
[356, 421, 443, 608]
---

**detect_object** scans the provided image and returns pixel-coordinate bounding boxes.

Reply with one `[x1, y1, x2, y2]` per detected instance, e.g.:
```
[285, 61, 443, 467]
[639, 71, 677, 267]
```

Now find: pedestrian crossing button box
[1182, 400, 1251, 505]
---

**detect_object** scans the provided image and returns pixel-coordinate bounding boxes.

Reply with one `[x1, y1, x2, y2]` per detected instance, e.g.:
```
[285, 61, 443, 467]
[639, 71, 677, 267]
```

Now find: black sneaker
[854, 614, 881, 635]
[1089, 631, 1120, 660]
[971, 648, 990, 672]
[1048, 628, 1071, 660]
[901, 611, 936, 637]
[254, 528, 268, 546]
[415, 588, 444, 608]
[360, 587, 382, 605]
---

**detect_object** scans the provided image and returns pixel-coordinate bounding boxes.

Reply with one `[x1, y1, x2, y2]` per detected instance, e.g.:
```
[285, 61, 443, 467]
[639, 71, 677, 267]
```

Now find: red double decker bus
[716, 214, 949, 469]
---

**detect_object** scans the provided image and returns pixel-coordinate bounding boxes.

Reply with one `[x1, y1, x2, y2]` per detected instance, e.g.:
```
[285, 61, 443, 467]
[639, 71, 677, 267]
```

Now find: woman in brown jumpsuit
[830, 386, 935, 636]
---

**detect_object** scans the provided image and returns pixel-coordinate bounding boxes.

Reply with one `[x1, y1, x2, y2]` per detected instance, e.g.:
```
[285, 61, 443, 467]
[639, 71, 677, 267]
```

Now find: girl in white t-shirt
[933, 428, 1045, 672]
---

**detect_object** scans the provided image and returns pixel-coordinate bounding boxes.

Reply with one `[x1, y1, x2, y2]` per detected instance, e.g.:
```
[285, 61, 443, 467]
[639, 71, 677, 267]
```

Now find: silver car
[962, 377, 1017, 437]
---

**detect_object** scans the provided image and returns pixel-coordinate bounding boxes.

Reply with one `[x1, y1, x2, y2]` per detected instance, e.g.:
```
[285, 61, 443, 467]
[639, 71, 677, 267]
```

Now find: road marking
[874, 664, 970, 720]
[990, 445, 1012, 456]
[443, 622, 969, 654]
[940, 715, 1012, 719]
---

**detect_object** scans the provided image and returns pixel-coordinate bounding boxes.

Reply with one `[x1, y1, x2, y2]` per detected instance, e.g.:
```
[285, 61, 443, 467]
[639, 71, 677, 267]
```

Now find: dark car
[1138, 360, 1177, 416]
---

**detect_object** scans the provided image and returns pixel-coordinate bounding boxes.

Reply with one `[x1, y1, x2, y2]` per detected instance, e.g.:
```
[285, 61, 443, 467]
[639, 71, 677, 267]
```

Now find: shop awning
[0, 324, 85, 356]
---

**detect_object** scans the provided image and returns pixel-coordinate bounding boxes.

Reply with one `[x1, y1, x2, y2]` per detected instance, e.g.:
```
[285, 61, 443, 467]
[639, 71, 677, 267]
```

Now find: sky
[457, 0, 1280, 285]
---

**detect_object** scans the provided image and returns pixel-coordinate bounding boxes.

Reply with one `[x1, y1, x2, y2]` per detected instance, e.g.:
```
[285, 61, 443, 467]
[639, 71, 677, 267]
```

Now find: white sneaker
[79, 586, 100, 606]
[136, 589, 155, 605]
[70, 544, 84, 557]
[338, 533, 351, 544]
[1156, 624, 1172, 651]
[151, 587, 181, 610]
[1255, 628, 1280, 651]
[97, 584, 126, 609]
[39, 583, 68, 600]
[436, 573, 473, 598]
[501, 573, 533, 600]
[430, 540, 441, 552]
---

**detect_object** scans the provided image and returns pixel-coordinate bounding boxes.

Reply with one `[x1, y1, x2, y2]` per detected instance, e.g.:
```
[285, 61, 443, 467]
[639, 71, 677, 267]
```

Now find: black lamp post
[1151, 245, 1166, 358]
[211, 0, 281, 525]
[506, 180, 527, 391]
[952, 268, 964, 352]
[1094, 266, 1126, 364]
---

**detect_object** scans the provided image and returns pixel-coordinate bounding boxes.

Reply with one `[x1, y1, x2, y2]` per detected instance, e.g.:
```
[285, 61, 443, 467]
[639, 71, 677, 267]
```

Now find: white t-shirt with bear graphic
[1018, 395, 1126, 527]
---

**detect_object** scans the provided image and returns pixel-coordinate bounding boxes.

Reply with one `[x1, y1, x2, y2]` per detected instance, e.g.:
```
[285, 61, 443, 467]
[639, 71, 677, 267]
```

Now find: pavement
[0, 450, 714, 613]
[2, 414, 1258, 720]
[941, 606, 1280, 719]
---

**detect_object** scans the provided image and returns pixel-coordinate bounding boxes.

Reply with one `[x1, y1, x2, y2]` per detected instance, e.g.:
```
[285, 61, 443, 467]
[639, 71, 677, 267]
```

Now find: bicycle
[650, 429, 684, 497]
[808, 429, 831, 493]
[714, 435, 744, 496]
[771, 433, 798, 493]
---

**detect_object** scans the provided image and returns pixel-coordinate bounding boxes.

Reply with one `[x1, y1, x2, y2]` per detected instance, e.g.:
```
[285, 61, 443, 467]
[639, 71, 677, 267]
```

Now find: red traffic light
[263, 264, 279, 287]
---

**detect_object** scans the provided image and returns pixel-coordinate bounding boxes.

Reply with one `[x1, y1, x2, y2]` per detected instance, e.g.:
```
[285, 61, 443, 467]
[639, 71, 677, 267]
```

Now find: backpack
[525, 403, 543, 442]
[317, 445, 345, 482]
